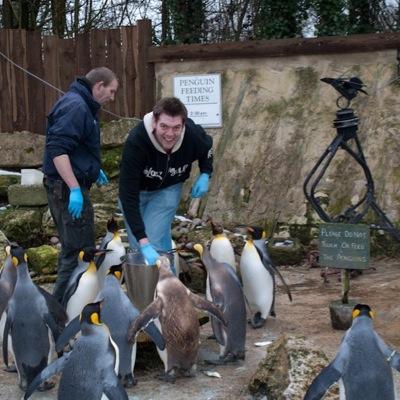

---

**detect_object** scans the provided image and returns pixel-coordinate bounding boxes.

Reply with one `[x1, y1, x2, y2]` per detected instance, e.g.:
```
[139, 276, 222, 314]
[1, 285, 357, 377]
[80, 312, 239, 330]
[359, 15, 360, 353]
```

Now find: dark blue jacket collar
[69, 78, 101, 116]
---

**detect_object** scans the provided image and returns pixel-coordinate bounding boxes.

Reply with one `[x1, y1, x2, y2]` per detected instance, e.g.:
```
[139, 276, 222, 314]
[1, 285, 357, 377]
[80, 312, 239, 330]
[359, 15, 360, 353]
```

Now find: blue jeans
[119, 182, 183, 273]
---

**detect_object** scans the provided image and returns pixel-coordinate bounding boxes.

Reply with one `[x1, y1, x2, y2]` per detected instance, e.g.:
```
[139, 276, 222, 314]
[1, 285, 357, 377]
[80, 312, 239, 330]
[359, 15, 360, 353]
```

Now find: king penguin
[194, 244, 246, 363]
[62, 247, 109, 321]
[239, 226, 292, 328]
[3, 246, 61, 391]
[96, 217, 126, 288]
[56, 264, 165, 388]
[127, 256, 226, 382]
[304, 304, 400, 400]
[24, 301, 129, 400]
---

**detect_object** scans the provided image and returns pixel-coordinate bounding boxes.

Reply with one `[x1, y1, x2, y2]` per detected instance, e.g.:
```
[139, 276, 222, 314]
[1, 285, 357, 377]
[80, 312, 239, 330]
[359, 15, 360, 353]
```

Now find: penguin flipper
[43, 312, 62, 342]
[103, 377, 129, 400]
[304, 364, 341, 400]
[37, 286, 68, 329]
[373, 332, 400, 371]
[253, 240, 293, 302]
[2, 313, 11, 368]
[127, 298, 163, 344]
[55, 316, 81, 353]
[24, 352, 71, 400]
[210, 317, 225, 346]
[189, 292, 227, 326]
[144, 321, 166, 351]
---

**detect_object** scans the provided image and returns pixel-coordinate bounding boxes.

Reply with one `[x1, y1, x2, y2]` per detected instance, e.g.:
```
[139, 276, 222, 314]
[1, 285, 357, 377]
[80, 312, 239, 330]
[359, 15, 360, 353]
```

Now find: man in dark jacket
[119, 97, 213, 270]
[43, 67, 118, 302]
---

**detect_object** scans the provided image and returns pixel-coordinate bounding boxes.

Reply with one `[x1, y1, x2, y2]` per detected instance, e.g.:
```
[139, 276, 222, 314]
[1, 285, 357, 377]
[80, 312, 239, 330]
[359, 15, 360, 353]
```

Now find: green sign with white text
[319, 223, 370, 269]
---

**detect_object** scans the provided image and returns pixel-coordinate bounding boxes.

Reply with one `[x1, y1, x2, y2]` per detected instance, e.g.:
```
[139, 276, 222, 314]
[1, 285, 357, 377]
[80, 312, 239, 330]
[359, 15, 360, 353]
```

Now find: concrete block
[8, 183, 48, 206]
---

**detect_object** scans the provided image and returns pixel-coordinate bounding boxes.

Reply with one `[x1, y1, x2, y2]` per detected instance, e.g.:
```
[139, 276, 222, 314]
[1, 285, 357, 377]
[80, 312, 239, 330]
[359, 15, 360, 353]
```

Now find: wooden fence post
[136, 19, 155, 118]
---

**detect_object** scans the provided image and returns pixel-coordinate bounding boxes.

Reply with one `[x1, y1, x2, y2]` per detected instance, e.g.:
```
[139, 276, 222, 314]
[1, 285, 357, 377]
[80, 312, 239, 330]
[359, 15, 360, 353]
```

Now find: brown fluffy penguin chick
[127, 256, 226, 382]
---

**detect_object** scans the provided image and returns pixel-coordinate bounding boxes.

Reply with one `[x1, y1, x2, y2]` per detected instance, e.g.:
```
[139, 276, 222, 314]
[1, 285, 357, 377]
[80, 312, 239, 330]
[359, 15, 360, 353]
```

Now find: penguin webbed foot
[180, 367, 196, 378]
[37, 380, 55, 392]
[120, 373, 137, 388]
[156, 370, 176, 383]
[269, 309, 276, 317]
[3, 364, 17, 373]
[251, 312, 266, 329]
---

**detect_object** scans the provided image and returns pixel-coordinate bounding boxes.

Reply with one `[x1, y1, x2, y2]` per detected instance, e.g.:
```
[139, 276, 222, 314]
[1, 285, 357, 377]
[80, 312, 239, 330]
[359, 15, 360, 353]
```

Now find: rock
[32, 274, 57, 284]
[101, 146, 123, 179]
[0, 131, 45, 168]
[248, 336, 338, 399]
[49, 236, 59, 245]
[268, 237, 304, 265]
[0, 207, 46, 247]
[8, 183, 48, 206]
[42, 208, 57, 237]
[100, 118, 139, 148]
[0, 230, 9, 266]
[26, 245, 59, 275]
[0, 175, 20, 200]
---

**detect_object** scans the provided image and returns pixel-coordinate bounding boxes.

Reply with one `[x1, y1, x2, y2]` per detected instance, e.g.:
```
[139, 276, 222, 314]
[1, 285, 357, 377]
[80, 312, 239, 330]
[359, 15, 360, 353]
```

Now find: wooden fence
[0, 20, 154, 135]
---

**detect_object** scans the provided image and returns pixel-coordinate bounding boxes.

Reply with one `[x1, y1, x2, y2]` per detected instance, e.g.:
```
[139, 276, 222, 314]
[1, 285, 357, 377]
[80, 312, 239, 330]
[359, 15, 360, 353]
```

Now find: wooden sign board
[319, 223, 370, 269]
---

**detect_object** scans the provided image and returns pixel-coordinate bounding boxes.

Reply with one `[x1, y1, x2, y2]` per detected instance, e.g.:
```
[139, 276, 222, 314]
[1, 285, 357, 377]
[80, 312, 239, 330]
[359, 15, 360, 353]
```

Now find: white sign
[173, 74, 222, 128]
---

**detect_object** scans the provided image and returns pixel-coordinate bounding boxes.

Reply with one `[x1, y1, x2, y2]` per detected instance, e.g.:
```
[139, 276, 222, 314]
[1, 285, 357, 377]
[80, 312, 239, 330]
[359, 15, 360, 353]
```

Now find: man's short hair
[85, 67, 117, 87]
[153, 97, 188, 123]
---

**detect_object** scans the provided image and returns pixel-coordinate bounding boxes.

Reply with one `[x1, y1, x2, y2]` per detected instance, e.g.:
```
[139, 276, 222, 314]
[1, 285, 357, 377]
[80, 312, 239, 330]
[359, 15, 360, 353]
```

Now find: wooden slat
[90, 29, 107, 67]
[132, 25, 140, 117]
[26, 31, 45, 134]
[0, 30, 12, 132]
[147, 32, 400, 63]
[59, 38, 76, 92]
[9, 29, 29, 132]
[105, 28, 123, 119]
[137, 20, 155, 117]
[75, 32, 91, 76]
[43, 35, 62, 116]
[121, 26, 137, 118]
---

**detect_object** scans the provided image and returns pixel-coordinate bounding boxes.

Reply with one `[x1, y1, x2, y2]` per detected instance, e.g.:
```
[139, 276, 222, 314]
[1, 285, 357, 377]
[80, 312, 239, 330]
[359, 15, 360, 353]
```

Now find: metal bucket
[122, 251, 174, 311]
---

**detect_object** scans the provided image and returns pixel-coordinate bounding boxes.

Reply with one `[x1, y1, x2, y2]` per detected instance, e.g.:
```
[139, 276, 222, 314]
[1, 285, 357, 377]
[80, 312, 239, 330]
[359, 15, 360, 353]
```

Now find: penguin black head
[247, 226, 267, 241]
[80, 301, 103, 325]
[207, 217, 224, 235]
[108, 264, 123, 280]
[80, 247, 111, 264]
[107, 217, 119, 235]
[10, 246, 27, 267]
[352, 304, 374, 319]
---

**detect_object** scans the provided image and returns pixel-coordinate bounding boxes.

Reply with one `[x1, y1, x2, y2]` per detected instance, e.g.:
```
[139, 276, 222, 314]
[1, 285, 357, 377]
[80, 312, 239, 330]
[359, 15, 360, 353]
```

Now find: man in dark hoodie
[43, 67, 118, 302]
[119, 97, 213, 271]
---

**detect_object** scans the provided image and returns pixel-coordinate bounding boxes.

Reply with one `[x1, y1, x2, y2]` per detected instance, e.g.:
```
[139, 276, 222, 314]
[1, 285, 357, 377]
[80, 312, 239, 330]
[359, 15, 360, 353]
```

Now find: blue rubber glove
[191, 173, 209, 198]
[68, 187, 83, 219]
[140, 243, 159, 265]
[96, 169, 109, 186]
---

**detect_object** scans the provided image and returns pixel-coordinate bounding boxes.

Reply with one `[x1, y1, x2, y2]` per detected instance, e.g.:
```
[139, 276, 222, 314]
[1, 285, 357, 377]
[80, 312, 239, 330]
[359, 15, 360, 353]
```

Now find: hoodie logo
[207, 149, 213, 159]
[144, 167, 163, 180]
[168, 164, 189, 177]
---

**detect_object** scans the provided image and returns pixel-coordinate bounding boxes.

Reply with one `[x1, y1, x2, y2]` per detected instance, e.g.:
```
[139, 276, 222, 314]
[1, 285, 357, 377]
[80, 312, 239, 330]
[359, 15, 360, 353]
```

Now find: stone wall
[155, 50, 400, 231]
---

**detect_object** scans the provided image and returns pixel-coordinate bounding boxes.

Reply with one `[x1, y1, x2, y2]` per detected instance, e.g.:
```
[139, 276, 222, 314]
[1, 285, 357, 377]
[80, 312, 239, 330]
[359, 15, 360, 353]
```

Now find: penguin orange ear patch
[12, 256, 18, 267]
[114, 271, 122, 280]
[369, 310, 375, 319]
[352, 309, 361, 319]
[24, 254, 28, 263]
[90, 312, 101, 325]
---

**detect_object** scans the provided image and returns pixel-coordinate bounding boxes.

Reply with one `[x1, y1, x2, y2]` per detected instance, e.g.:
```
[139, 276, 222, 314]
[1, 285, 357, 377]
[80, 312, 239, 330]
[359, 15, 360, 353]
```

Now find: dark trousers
[44, 178, 95, 303]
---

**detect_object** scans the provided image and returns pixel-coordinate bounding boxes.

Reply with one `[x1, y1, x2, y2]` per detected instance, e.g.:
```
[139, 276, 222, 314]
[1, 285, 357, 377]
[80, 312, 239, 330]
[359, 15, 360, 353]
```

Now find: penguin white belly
[206, 276, 212, 301]
[98, 244, 126, 288]
[0, 313, 15, 363]
[210, 238, 236, 271]
[339, 379, 346, 400]
[154, 318, 168, 371]
[66, 275, 100, 321]
[131, 342, 137, 374]
[240, 248, 273, 319]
